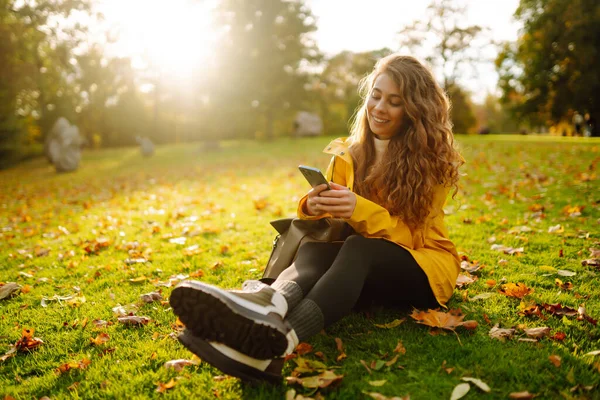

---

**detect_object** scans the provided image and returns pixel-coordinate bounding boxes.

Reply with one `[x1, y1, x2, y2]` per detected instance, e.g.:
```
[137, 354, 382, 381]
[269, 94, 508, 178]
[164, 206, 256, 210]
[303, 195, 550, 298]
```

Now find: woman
[169, 54, 464, 383]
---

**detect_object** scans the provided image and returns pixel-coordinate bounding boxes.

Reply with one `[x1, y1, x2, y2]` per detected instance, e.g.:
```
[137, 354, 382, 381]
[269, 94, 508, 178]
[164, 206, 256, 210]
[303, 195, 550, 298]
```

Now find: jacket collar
[322, 137, 353, 165]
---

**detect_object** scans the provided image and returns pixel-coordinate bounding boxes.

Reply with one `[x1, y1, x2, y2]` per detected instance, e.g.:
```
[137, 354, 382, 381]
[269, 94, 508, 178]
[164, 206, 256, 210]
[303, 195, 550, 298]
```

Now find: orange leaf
[155, 378, 177, 393]
[549, 354, 561, 367]
[90, 333, 110, 346]
[393, 340, 406, 354]
[410, 309, 466, 330]
[335, 338, 347, 362]
[295, 342, 313, 356]
[499, 283, 533, 299]
[509, 391, 536, 399]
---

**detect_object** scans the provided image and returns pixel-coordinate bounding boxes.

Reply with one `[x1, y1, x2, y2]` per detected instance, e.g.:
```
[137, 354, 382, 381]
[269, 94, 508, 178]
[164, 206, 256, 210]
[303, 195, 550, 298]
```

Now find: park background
[1, 0, 599, 168]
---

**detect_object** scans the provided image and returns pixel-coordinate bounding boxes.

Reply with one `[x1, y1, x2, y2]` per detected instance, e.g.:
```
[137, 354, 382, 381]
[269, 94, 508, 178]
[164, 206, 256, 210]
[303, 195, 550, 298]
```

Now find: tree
[210, 0, 321, 139]
[473, 93, 520, 133]
[496, 0, 600, 128]
[396, 0, 487, 133]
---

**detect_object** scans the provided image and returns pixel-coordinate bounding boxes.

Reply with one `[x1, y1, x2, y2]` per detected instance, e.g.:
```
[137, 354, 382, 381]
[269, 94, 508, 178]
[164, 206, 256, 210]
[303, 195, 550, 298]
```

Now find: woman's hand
[308, 182, 356, 219]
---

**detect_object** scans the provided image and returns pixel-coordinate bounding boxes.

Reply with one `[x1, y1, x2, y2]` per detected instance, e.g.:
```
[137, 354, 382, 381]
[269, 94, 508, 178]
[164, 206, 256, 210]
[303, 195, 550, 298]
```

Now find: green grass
[1, 135, 599, 399]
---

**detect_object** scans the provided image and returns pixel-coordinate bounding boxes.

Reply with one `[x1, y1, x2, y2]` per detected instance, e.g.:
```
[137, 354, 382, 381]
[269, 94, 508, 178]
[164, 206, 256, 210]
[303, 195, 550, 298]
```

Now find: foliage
[472, 93, 520, 134]
[496, 0, 600, 126]
[0, 135, 599, 398]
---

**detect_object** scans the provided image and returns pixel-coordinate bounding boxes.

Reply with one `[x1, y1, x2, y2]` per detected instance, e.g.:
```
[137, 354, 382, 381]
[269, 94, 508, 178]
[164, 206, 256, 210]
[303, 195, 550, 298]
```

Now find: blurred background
[1, 0, 598, 168]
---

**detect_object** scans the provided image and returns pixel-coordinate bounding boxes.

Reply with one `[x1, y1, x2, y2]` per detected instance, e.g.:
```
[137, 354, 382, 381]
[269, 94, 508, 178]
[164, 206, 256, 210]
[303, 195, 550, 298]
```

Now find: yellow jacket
[297, 137, 460, 306]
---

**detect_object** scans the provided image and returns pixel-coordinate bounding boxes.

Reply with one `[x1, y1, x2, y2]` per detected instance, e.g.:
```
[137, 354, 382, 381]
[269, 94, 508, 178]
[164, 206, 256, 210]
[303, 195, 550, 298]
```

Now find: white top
[373, 136, 390, 165]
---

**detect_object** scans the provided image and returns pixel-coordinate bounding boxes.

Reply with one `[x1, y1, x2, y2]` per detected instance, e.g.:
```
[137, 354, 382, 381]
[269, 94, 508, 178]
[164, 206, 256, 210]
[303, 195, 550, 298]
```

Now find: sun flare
[103, 0, 216, 79]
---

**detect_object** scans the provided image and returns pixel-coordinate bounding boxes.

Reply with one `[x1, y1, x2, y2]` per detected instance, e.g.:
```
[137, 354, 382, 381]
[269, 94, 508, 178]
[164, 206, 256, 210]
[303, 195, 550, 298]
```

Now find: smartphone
[298, 165, 331, 190]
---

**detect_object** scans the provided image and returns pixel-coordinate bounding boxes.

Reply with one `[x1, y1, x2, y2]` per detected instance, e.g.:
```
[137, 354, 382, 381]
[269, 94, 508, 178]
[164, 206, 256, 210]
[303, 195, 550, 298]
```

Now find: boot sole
[169, 283, 289, 360]
[178, 330, 282, 384]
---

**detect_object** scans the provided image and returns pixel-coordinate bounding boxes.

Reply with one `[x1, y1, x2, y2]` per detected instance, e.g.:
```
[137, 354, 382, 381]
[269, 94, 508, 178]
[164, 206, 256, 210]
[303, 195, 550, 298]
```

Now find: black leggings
[276, 234, 439, 327]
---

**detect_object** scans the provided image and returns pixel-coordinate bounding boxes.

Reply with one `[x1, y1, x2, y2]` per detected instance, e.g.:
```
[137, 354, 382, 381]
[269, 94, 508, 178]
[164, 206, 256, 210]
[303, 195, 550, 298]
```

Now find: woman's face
[366, 72, 406, 139]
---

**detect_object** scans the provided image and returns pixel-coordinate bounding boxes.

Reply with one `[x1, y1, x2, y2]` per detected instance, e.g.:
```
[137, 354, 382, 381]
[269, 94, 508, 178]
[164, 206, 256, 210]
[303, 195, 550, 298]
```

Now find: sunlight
[103, 0, 217, 79]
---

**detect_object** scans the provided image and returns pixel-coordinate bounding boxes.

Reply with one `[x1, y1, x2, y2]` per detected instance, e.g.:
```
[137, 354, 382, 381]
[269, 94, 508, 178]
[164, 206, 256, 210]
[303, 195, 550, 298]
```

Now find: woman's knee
[341, 234, 371, 251]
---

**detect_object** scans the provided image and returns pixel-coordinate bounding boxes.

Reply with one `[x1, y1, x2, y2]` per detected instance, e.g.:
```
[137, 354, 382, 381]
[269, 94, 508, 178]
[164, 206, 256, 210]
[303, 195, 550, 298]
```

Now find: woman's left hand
[315, 182, 357, 219]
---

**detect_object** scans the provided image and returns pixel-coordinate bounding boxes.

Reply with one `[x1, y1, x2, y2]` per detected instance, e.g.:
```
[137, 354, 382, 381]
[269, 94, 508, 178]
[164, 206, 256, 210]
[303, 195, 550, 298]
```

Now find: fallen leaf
[374, 318, 405, 329]
[0, 346, 17, 362]
[550, 332, 566, 341]
[549, 355, 561, 367]
[456, 273, 477, 288]
[523, 327, 550, 339]
[555, 279, 573, 290]
[410, 309, 465, 331]
[385, 354, 399, 367]
[584, 350, 600, 357]
[393, 340, 406, 354]
[368, 380, 387, 387]
[485, 280, 496, 287]
[117, 316, 150, 325]
[509, 391, 536, 399]
[140, 291, 163, 303]
[334, 337, 346, 362]
[286, 370, 343, 389]
[155, 378, 177, 393]
[461, 377, 491, 392]
[542, 303, 578, 317]
[499, 283, 533, 299]
[469, 293, 494, 301]
[360, 360, 372, 374]
[0, 283, 21, 300]
[90, 333, 110, 345]
[66, 295, 86, 307]
[557, 270, 576, 277]
[56, 358, 92, 374]
[490, 244, 524, 255]
[461, 320, 479, 330]
[450, 382, 470, 400]
[15, 328, 43, 351]
[577, 305, 597, 325]
[164, 358, 199, 371]
[295, 342, 313, 356]
[548, 224, 564, 233]
[488, 324, 515, 341]
[581, 258, 600, 267]
[460, 260, 483, 273]
[362, 391, 410, 400]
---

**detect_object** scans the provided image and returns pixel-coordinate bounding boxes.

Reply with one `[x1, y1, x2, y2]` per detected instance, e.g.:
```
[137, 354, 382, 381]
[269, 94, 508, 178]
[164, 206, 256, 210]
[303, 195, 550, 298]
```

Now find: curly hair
[348, 54, 463, 229]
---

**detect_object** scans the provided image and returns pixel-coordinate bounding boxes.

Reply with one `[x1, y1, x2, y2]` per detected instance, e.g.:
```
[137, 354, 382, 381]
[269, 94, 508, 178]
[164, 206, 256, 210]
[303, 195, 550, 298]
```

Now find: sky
[94, 0, 522, 103]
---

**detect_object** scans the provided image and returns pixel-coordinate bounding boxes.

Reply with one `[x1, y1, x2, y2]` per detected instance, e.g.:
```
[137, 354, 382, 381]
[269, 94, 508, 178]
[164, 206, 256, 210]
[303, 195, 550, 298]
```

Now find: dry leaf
[295, 342, 313, 356]
[0, 283, 21, 300]
[140, 291, 162, 303]
[374, 318, 405, 329]
[118, 316, 150, 325]
[460, 260, 483, 273]
[360, 359, 372, 374]
[555, 279, 573, 290]
[164, 358, 199, 371]
[155, 378, 177, 393]
[461, 377, 491, 392]
[56, 358, 92, 374]
[385, 354, 399, 367]
[456, 273, 477, 288]
[90, 333, 110, 345]
[15, 328, 43, 351]
[286, 370, 343, 389]
[549, 354, 561, 367]
[362, 392, 410, 400]
[393, 340, 406, 354]
[0, 346, 17, 363]
[581, 258, 600, 267]
[523, 327, 550, 339]
[499, 283, 533, 299]
[490, 244, 524, 255]
[509, 391, 536, 399]
[334, 337, 346, 362]
[450, 382, 470, 400]
[488, 325, 515, 341]
[556, 270, 576, 277]
[368, 380, 387, 387]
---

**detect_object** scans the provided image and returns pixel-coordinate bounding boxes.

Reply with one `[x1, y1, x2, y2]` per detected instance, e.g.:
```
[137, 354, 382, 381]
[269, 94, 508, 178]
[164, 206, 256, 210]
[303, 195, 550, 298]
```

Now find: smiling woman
[101, 0, 217, 78]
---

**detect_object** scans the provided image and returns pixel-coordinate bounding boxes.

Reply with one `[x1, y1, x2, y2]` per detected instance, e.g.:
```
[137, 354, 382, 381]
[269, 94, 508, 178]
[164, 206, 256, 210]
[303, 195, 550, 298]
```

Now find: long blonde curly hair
[348, 54, 463, 229]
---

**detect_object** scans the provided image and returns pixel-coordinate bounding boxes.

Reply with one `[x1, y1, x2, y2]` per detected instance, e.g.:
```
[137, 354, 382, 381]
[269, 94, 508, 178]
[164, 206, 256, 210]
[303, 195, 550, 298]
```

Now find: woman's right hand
[305, 184, 329, 216]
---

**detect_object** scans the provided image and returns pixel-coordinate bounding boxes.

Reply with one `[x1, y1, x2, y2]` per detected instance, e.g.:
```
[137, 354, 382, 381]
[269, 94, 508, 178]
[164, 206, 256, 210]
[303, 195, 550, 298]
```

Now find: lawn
[1, 135, 599, 400]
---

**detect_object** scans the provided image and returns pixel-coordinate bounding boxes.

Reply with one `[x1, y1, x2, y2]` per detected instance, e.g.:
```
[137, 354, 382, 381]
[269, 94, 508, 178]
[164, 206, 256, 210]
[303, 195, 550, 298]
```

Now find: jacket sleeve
[297, 156, 345, 220]
[346, 194, 415, 249]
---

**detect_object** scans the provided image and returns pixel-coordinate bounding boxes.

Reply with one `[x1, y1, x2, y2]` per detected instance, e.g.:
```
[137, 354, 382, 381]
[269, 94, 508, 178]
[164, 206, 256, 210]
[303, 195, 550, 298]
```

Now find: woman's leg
[286, 235, 437, 341]
[271, 241, 343, 311]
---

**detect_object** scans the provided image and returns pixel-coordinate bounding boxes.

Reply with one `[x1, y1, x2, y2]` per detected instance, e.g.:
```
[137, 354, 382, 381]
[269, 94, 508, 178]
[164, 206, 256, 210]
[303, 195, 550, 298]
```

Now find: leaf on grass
[460, 260, 483, 273]
[295, 342, 313, 356]
[456, 273, 477, 288]
[362, 391, 410, 400]
[550, 332, 566, 341]
[286, 370, 343, 389]
[490, 244, 524, 255]
[518, 303, 544, 318]
[461, 320, 478, 330]
[56, 358, 91, 374]
[15, 328, 43, 351]
[0, 283, 21, 300]
[548, 224, 564, 233]
[410, 309, 472, 331]
[155, 378, 177, 393]
[385, 354, 399, 367]
[334, 337, 346, 362]
[450, 382, 470, 400]
[509, 391, 536, 399]
[557, 270, 576, 277]
[469, 293, 494, 301]
[92, 319, 110, 328]
[499, 283, 533, 299]
[118, 316, 150, 326]
[90, 333, 110, 345]
[461, 377, 491, 392]
[581, 258, 600, 267]
[488, 325, 515, 341]
[66, 295, 86, 307]
[368, 380, 387, 387]
[0, 346, 17, 362]
[577, 305, 597, 325]
[164, 358, 200, 371]
[542, 303, 578, 317]
[374, 318, 405, 329]
[584, 350, 600, 357]
[555, 279, 573, 290]
[360, 360, 372, 374]
[140, 291, 162, 303]
[40, 294, 77, 307]
[523, 327, 550, 339]
[393, 340, 406, 355]
[548, 354, 561, 367]
[538, 265, 557, 273]
[371, 360, 386, 371]
[292, 357, 328, 374]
